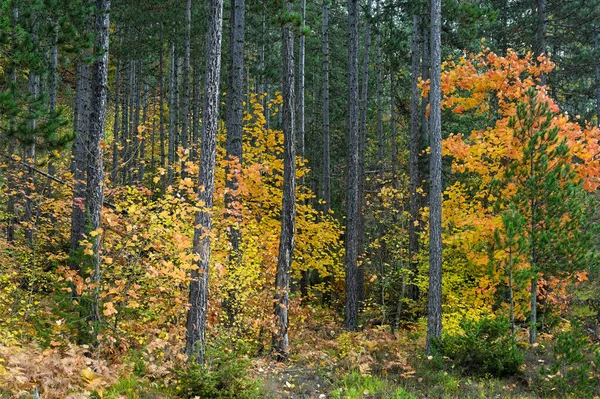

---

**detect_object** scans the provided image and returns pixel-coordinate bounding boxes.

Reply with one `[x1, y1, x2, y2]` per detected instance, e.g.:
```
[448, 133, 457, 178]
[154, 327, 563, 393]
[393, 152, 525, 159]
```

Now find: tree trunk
[70, 61, 92, 270]
[321, 0, 331, 211]
[120, 60, 130, 185]
[85, 0, 111, 341]
[273, 0, 296, 360]
[357, 0, 373, 304]
[225, 0, 245, 253]
[185, 0, 224, 365]
[159, 39, 166, 191]
[6, 6, 18, 242]
[408, 15, 422, 304]
[138, 81, 148, 183]
[192, 57, 202, 159]
[345, 0, 360, 332]
[298, 0, 306, 161]
[111, 57, 121, 185]
[536, 0, 547, 85]
[595, 30, 599, 126]
[24, 23, 39, 245]
[426, 0, 443, 354]
[168, 41, 176, 186]
[375, 0, 383, 171]
[181, 0, 192, 178]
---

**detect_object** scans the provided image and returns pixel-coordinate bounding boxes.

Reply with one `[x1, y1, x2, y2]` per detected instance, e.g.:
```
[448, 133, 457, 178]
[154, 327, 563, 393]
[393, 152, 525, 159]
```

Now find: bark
[420, 23, 430, 147]
[426, 0, 443, 354]
[391, 74, 397, 184]
[357, 0, 373, 303]
[159, 40, 166, 191]
[273, 0, 296, 360]
[321, 0, 331, 210]
[85, 0, 111, 336]
[225, 0, 245, 253]
[7, 5, 18, 242]
[595, 30, 599, 126]
[181, 0, 192, 178]
[128, 61, 137, 185]
[168, 41, 176, 186]
[70, 62, 92, 269]
[120, 60, 130, 185]
[345, 0, 360, 332]
[375, 0, 383, 171]
[536, 0, 547, 85]
[138, 82, 148, 183]
[408, 15, 422, 303]
[111, 57, 121, 185]
[24, 23, 39, 245]
[185, 0, 224, 365]
[192, 58, 201, 158]
[298, 0, 306, 160]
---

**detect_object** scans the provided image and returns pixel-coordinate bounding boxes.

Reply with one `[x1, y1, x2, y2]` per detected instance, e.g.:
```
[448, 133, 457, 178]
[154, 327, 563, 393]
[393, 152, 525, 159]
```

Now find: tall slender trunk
[24, 23, 40, 245]
[168, 41, 176, 186]
[345, 0, 360, 332]
[192, 58, 201, 159]
[47, 21, 59, 195]
[273, 0, 297, 360]
[536, 0, 547, 85]
[420, 23, 430, 147]
[85, 0, 111, 339]
[595, 30, 599, 126]
[120, 60, 130, 185]
[298, 0, 308, 298]
[321, 0, 331, 210]
[375, 0, 383, 171]
[298, 0, 306, 161]
[357, 0, 373, 303]
[185, 0, 224, 365]
[159, 39, 166, 191]
[426, 0, 443, 354]
[391, 74, 397, 185]
[128, 61, 137, 185]
[111, 57, 121, 184]
[181, 0, 192, 178]
[225, 0, 245, 253]
[408, 15, 422, 303]
[6, 6, 19, 242]
[138, 81, 148, 183]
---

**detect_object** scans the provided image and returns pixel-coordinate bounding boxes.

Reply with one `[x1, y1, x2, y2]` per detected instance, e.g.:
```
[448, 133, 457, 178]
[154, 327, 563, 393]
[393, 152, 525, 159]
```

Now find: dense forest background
[1, 0, 600, 398]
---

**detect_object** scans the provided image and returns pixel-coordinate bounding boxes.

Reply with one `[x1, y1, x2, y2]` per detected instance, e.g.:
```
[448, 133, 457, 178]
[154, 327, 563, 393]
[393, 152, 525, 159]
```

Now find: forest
[1, 0, 600, 397]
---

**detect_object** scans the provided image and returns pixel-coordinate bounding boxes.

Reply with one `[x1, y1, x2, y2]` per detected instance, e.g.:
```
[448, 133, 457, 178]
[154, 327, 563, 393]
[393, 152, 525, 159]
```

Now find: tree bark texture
[185, 0, 224, 365]
[273, 0, 296, 360]
[321, 0, 331, 211]
[345, 0, 360, 332]
[426, 0, 443, 354]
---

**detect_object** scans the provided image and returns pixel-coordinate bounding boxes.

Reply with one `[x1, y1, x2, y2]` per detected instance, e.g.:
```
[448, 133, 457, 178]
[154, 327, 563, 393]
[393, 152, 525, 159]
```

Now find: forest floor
[0, 308, 589, 398]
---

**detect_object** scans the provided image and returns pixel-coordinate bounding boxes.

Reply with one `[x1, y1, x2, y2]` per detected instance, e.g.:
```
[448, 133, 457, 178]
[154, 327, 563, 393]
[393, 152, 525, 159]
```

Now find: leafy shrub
[539, 324, 600, 398]
[435, 317, 524, 377]
[174, 346, 262, 399]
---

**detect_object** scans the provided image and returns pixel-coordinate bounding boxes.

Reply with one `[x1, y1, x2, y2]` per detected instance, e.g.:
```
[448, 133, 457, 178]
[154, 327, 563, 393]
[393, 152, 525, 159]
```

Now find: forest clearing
[1, 0, 600, 398]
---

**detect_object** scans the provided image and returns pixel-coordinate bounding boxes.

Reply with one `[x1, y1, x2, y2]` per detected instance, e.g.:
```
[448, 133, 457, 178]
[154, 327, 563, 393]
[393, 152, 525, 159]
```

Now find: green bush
[174, 346, 262, 399]
[539, 325, 600, 398]
[435, 317, 524, 377]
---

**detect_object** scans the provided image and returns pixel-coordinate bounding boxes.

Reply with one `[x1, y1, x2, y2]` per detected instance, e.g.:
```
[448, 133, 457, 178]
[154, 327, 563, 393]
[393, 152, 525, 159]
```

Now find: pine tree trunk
[138, 82, 148, 183]
[6, 6, 18, 242]
[192, 58, 201, 158]
[85, 0, 111, 340]
[24, 23, 39, 245]
[375, 0, 383, 171]
[181, 0, 192, 178]
[168, 41, 176, 186]
[357, 0, 373, 303]
[111, 57, 121, 185]
[273, 0, 296, 360]
[120, 60, 130, 185]
[185, 0, 224, 365]
[595, 30, 599, 126]
[536, 0, 547, 85]
[70, 61, 92, 270]
[225, 0, 245, 253]
[159, 39, 166, 191]
[408, 15, 422, 304]
[426, 0, 443, 354]
[298, 0, 306, 161]
[345, 0, 360, 332]
[321, 0, 331, 211]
